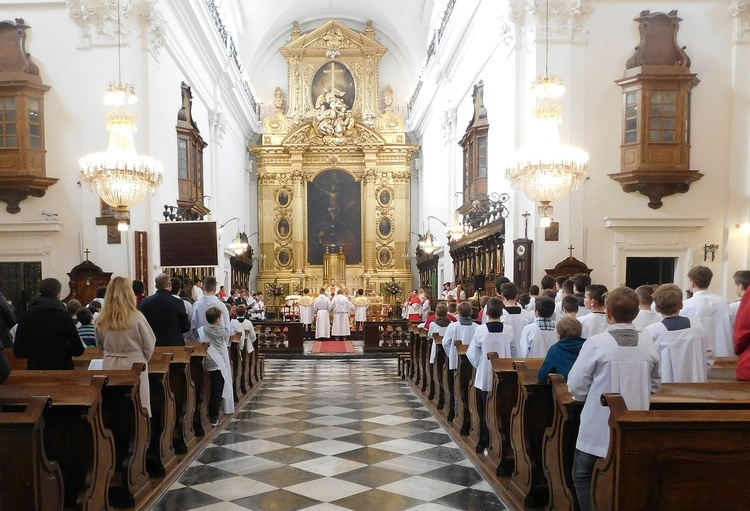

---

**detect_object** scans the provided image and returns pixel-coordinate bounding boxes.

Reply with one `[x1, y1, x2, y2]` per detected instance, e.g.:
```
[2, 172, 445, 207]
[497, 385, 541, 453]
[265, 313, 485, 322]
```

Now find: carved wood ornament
[0, 19, 56, 213]
[609, 11, 702, 209]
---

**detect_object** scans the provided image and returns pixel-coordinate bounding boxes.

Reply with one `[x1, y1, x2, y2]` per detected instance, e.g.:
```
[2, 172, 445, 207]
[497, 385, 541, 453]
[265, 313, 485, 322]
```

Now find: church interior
[1, 0, 750, 510]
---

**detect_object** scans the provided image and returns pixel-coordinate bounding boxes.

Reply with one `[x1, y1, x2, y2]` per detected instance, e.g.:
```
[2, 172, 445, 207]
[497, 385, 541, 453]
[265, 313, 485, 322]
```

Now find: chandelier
[79, 0, 162, 232]
[505, 0, 588, 227]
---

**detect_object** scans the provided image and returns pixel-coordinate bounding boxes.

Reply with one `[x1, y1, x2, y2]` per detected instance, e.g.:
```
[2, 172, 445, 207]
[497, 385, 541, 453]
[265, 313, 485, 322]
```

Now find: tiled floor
[153, 358, 508, 511]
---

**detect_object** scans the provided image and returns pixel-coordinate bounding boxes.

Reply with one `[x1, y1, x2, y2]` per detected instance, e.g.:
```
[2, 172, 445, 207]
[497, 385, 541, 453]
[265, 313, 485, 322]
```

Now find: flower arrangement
[386, 279, 402, 297]
[268, 279, 285, 297]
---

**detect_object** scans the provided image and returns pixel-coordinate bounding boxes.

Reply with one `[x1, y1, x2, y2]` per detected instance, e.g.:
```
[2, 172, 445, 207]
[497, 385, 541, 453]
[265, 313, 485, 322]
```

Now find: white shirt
[191, 285, 204, 302]
[568, 324, 660, 457]
[428, 321, 450, 363]
[632, 309, 662, 332]
[580, 311, 608, 339]
[192, 294, 230, 333]
[681, 290, 733, 357]
[501, 307, 534, 347]
[643, 317, 713, 382]
[519, 322, 558, 358]
[467, 323, 515, 391]
[442, 320, 478, 370]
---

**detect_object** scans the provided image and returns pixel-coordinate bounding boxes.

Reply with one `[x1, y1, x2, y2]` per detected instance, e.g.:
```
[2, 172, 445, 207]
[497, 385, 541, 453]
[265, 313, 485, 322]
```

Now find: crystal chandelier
[505, 0, 588, 227]
[79, 0, 162, 232]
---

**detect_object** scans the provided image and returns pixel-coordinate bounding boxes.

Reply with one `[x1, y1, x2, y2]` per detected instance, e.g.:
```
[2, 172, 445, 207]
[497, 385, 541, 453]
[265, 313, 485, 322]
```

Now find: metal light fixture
[220, 218, 250, 256]
[505, 0, 588, 227]
[79, 0, 162, 231]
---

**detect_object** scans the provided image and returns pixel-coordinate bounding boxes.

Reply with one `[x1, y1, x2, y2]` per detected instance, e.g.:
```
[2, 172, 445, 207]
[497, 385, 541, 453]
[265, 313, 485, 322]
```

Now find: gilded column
[290, 149, 305, 274]
[362, 161, 377, 274]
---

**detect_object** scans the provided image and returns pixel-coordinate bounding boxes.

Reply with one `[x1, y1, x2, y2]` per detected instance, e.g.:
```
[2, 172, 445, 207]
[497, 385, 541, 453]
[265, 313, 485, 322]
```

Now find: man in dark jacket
[13, 278, 84, 370]
[138, 273, 191, 346]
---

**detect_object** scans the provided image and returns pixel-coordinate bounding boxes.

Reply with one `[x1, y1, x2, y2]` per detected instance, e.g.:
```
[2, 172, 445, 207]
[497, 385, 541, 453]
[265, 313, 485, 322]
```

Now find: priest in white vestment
[331, 290, 351, 339]
[313, 288, 330, 339]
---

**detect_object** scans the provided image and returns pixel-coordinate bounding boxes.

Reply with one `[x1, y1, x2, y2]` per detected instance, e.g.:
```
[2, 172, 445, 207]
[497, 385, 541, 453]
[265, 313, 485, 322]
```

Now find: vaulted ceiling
[236, 0, 438, 109]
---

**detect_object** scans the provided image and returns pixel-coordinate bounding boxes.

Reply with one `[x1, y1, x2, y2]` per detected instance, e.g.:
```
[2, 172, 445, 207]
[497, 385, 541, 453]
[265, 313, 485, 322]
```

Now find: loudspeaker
[474, 275, 486, 291]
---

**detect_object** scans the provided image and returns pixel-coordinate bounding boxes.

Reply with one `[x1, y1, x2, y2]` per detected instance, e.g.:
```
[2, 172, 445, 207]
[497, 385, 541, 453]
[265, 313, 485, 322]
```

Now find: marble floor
[153, 358, 509, 511]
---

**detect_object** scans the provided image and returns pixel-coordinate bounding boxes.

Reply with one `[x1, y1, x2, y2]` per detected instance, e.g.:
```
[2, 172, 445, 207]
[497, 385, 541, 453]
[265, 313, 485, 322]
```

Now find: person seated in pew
[519, 296, 557, 358]
[76, 307, 97, 347]
[633, 285, 662, 332]
[467, 297, 515, 452]
[428, 303, 453, 364]
[96, 276, 156, 416]
[643, 284, 713, 383]
[14, 278, 84, 370]
[538, 317, 586, 382]
[568, 287, 660, 511]
[198, 306, 234, 426]
[443, 301, 481, 375]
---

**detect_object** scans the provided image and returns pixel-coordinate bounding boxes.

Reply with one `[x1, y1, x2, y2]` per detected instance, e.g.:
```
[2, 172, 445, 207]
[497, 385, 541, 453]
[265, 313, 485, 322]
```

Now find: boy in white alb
[568, 287, 660, 511]
[499, 282, 534, 349]
[442, 301, 479, 420]
[428, 303, 453, 363]
[298, 288, 315, 340]
[632, 285, 662, 332]
[579, 284, 608, 339]
[553, 279, 575, 321]
[519, 296, 557, 357]
[467, 297, 515, 451]
[681, 266, 733, 357]
[313, 288, 331, 339]
[643, 284, 712, 383]
[230, 304, 256, 355]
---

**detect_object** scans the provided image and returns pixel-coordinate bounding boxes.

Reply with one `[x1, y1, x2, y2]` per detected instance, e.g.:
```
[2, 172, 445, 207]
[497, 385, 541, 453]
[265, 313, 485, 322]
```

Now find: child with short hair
[442, 301, 479, 420]
[230, 304, 256, 355]
[519, 296, 557, 357]
[537, 317, 585, 382]
[499, 282, 534, 347]
[568, 287, 660, 511]
[526, 285, 540, 312]
[467, 297, 515, 451]
[731, 270, 750, 327]
[633, 285, 662, 332]
[198, 306, 234, 426]
[76, 307, 97, 347]
[560, 295, 580, 319]
[579, 284, 608, 338]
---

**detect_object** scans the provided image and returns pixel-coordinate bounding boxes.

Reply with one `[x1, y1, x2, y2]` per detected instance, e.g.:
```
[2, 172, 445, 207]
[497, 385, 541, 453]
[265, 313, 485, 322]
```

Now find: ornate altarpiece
[250, 20, 418, 296]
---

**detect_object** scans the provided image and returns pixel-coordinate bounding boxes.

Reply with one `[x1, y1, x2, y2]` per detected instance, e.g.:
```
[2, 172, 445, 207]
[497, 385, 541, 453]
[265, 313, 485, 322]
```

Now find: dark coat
[138, 289, 191, 346]
[13, 297, 84, 370]
[0, 291, 16, 348]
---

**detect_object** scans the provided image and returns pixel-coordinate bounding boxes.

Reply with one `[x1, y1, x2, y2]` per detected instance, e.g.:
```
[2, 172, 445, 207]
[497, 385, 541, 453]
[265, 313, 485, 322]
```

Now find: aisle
[153, 359, 508, 511]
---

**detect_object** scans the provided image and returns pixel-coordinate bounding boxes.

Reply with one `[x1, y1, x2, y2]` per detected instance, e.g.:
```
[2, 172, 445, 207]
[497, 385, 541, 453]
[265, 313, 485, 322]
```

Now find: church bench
[544, 377, 750, 511]
[229, 338, 242, 402]
[240, 335, 253, 395]
[5, 364, 152, 508]
[185, 342, 212, 437]
[152, 346, 197, 454]
[363, 320, 410, 352]
[508, 360, 554, 508]
[432, 335, 446, 411]
[420, 330, 431, 394]
[146, 354, 177, 477]
[592, 393, 750, 511]
[0, 395, 64, 511]
[0, 378, 115, 511]
[708, 355, 739, 381]
[254, 321, 304, 353]
[452, 343, 472, 436]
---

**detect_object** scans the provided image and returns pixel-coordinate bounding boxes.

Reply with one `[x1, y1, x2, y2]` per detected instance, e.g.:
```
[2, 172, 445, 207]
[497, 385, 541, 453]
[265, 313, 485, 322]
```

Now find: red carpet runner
[311, 340, 355, 354]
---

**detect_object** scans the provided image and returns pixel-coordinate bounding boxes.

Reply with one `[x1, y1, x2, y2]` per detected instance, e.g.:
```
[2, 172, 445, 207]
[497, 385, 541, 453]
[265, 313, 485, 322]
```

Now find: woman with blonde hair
[96, 276, 156, 415]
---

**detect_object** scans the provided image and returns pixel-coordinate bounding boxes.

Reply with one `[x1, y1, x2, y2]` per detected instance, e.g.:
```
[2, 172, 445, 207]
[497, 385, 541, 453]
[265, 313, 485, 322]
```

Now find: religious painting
[277, 248, 291, 267]
[307, 169, 361, 265]
[312, 61, 355, 111]
[377, 188, 392, 207]
[277, 218, 290, 239]
[378, 217, 391, 237]
[545, 221, 560, 241]
[377, 247, 392, 266]
[277, 189, 290, 207]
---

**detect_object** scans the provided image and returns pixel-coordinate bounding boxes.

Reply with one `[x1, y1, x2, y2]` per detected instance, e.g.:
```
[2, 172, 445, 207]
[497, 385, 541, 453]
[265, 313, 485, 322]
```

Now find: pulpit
[62, 257, 112, 305]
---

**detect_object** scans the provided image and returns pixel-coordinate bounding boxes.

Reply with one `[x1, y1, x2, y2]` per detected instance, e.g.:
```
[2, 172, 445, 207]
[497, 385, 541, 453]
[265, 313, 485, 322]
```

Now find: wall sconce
[703, 244, 719, 262]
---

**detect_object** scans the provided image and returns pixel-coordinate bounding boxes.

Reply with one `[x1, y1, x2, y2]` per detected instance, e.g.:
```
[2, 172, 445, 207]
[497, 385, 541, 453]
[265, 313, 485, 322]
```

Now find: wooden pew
[0, 378, 115, 511]
[240, 337, 253, 395]
[545, 378, 750, 511]
[409, 324, 420, 384]
[508, 360, 553, 508]
[229, 338, 242, 402]
[453, 343, 472, 435]
[592, 392, 750, 511]
[146, 353, 178, 477]
[418, 328, 429, 391]
[423, 333, 433, 395]
[433, 335, 446, 411]
[5, 364, 152, 508]
[544, 374, 584, 511]
[186, 342, 212, 437]
[485, 354, 520, 476]
[0, 395, 64, 511]
[708, 356, 738, 381]
[153, 346, 197, 454]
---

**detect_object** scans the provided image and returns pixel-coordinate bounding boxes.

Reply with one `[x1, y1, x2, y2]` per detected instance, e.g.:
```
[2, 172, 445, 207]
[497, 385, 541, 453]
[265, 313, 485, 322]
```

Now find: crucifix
[568, 244, 575, 258]
[84, 248, 91, 262]
[521, 211, 530, 239]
